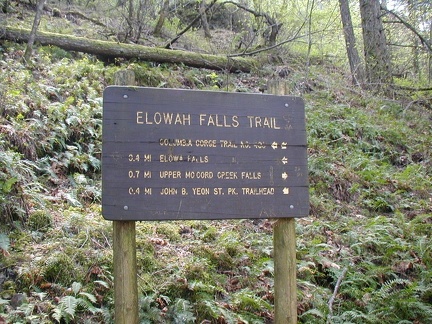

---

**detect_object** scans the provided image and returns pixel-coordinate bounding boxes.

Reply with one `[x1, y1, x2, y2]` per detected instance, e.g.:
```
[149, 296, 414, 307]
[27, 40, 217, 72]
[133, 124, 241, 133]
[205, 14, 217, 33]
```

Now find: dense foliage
[0, 0, 431, 323]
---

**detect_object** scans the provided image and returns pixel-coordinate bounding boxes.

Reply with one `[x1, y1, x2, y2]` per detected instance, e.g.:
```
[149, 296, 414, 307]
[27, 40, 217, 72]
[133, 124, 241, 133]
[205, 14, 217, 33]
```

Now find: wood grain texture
[270, 80, 299, 324]
[102, 87, 309, 220]
[113, 71, 138, 324]
[113, 221, 138, 324]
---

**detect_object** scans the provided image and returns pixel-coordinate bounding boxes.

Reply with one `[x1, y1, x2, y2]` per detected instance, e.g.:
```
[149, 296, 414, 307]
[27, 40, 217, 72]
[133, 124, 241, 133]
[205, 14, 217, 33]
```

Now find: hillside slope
[0, 4, 432, 324]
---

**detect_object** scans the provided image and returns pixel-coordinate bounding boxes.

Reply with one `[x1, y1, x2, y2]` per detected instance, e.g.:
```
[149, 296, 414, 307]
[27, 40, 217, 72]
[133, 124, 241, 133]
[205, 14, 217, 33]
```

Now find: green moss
[137, 251, 159, 270]
[136, 237, 155, 253]
[184, 258, 212, 282]
[42, 252, 78, 286]
[218, 231, 242, 257]
[40, 45, 73, 61]
[2, 280, 16, 292]
[27, 210, 53, 232]
[132, 64, 165, 87]
[193, 245, 235, 271]
[202, 226, 218, 242]
[155, 223, 181, 242]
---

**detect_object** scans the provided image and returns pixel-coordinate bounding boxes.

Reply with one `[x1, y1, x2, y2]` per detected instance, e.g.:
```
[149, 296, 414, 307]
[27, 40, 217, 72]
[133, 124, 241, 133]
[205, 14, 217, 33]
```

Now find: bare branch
[43, 4, 108, 28]
[227, 19, 307, 57]
[404, 98, 432, 113]
[327, 267, 348, 323]
[228, 34, 305, 57]
[222, 0, 273, 25]
[222, 1, 282, 46]
[164, 0, 217, 49]
[381, 6, 432, 53]
[63, 10, 108, 28]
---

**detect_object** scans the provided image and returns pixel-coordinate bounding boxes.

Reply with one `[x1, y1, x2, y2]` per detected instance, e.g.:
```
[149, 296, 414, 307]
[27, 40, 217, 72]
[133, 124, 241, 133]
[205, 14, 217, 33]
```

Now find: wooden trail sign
[102, 87, 308, 221]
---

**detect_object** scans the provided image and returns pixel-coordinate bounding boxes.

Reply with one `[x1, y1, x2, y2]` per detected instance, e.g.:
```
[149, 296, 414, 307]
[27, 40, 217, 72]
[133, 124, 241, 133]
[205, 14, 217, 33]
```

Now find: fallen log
[2, 26, 257, 72]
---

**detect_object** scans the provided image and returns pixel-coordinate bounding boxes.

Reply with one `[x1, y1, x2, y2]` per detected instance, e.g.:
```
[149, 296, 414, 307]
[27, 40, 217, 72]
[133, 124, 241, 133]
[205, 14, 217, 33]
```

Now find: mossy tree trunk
[3, 26, 256, 72]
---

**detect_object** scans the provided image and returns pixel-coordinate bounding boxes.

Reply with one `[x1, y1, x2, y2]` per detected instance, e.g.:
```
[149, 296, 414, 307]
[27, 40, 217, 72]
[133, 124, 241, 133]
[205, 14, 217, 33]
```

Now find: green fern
[62, 295, 78, 319]
[71, 281, 82, 295]
[79, 291, 97, 304]
[52, 282, 101, 323]
[139, 294, 163, 323]
[299, 308, 325, 322]
[232, 289, 272, 312]
[167, 298, 196, 323]
[376, 278, 410, 298]
[332, 310, 370, 323]
[368, 279, 432, 322]
[53, 296, 78, 323]
[0, 233, 10, 252]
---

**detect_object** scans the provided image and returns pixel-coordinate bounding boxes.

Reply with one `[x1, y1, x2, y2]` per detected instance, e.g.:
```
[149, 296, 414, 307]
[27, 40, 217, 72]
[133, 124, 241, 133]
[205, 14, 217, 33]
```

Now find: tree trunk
[306, 0, 315, 70]
[408, 0, 419, 79]
[153, 0, 170, 37]
[200, 0, 212, 39]
[23, 0, 46, 63]
[339, 0, 364, 85]
[3, 26, 256, 72]
[124, 0, 134, 41]
[267, 22, 281, 47]
[359, 0, 392, 91]
[429, 19, 432, 83]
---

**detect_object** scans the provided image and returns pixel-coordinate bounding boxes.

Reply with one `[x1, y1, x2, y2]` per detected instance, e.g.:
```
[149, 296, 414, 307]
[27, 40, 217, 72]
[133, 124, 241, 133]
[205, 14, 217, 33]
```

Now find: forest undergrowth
[0, 5, 432, 324]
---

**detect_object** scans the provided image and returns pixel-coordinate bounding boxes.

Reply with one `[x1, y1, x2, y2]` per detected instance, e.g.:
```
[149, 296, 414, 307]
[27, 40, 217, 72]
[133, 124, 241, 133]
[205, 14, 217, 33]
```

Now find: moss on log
[3, 26, 256, 72]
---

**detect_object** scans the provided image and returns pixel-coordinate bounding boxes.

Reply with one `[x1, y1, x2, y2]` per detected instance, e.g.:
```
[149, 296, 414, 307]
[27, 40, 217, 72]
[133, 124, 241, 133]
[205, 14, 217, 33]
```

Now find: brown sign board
[102, 86, 309, 221]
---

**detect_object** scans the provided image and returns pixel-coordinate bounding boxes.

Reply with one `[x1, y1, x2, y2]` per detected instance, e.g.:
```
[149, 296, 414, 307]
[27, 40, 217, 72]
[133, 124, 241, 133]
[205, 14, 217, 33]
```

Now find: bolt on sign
[102, 87, 309, 221]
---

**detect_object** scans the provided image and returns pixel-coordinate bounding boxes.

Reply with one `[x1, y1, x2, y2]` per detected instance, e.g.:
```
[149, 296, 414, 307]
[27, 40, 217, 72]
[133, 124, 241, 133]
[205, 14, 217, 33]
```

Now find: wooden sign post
[269, 81, 298, 324]
[103, 78, 308, 323]
[112, 70, 138, 324]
